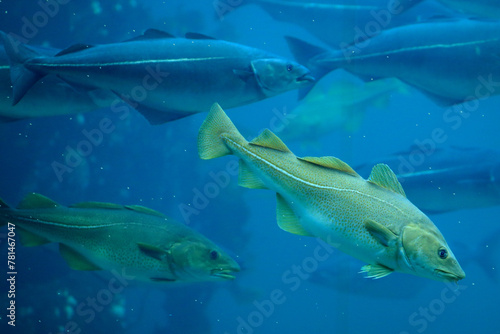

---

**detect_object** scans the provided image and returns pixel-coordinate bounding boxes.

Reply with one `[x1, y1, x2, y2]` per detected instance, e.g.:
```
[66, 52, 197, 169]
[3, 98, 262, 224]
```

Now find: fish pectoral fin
[298, 156, 359, 177]
[125, 205, 166, 218]
[359, 264, 393, 279]
[238, 160, 268, 189]
[137, 242, 168, 261]
[276, 194, 313, 236]
[368, 164, 406, 197]
[364, 219, 397, 247]
[17, 193, 60, 209]
[59, 244, 102, 271]
[250, 129, 291, 153]
[17, 227, 51, 247]
[233, 69, 254, 82]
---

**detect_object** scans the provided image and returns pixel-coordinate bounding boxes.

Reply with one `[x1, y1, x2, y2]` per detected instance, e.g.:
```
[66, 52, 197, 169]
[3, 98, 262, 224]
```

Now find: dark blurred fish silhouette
[286, 18, 500, 105]
[436, 0, 500, 18]
[355, 146, 500, 214]
[0, 29, 313, 124]
[0, 45, 114, 122]
[225, 0, 449, 47]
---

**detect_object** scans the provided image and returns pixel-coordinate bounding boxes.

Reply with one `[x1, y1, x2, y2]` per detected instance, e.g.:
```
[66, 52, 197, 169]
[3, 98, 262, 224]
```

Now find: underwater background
[0, 0, 499, 333]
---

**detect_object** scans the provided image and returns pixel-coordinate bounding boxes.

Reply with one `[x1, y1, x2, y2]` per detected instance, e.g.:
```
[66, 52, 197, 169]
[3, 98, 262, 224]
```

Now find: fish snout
[296, 72, 315, 84]
[211, 264, 240, 280]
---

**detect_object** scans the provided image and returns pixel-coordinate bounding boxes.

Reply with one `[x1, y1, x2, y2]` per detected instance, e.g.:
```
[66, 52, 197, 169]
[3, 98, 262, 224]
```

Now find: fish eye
[287, 64, 293, 72]
[210, 250, 219, 260]
[438, 247, 448, 259]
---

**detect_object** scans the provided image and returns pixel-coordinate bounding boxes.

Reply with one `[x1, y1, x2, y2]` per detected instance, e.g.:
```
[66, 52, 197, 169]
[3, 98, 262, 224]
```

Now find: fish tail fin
[0, 31, 46, 105]
[198, 103, 244, 160]
[285, 36, 333, 100]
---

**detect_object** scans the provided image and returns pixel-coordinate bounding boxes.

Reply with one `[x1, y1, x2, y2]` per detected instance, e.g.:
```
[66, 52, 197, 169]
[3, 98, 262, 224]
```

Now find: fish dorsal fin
[298, 156, 359, 177]
[59, 244, 102, 271]
[18, 193, 60, 209]
[125, 205, 166, 217]
[364, 219, 397, 247]
[368, 164, 406, 197]
[70, 202, 124, 210]
[250, 129, 291, 153]
[185, 32, 216, 40]
[238, 160, 268, 189]
[137, 242, 168, 261]
[55, 44, 94, 57]
[124, 29, 175, 42]
[276, 194, 313, 236]
[359, 263, 393, 279]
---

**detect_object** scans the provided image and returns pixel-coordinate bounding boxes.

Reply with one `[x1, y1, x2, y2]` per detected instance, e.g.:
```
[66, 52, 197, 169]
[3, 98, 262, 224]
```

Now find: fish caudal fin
[285, 36, 333, 100]
[0, 31, 45, 105]
[198, 103, 245, 159]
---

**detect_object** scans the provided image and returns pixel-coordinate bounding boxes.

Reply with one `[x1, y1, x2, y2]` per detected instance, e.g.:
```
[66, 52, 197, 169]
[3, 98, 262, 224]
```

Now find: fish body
[198, 104, 465, 282]
[287, 18, 500, 105]
[438, 0, 500, 19]
[356, 146, 500, 214]
[1, 29, 313, 124]
[0, 193, 240, 283]
[0, 45, 114, 122]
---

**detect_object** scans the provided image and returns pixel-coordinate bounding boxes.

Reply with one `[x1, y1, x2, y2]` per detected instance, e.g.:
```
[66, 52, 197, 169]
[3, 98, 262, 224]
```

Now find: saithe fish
[0, 193, 240, 282]
[198, 103, 465, 282]
[0, 29, 313, 124]
[0, 45, 114, 122]
[286, 18, 500, 105]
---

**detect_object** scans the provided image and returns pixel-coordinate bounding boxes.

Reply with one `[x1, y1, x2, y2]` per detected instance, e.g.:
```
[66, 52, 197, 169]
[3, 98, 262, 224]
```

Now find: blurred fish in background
[277, 75, 408, 145]
[355, 146, 500, 214]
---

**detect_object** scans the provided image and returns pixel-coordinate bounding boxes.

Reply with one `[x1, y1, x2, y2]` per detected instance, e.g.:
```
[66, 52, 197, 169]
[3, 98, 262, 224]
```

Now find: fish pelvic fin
[360, 264, 393, 279]
[198, 103, 245, 160]
[0, 31, 46, 105]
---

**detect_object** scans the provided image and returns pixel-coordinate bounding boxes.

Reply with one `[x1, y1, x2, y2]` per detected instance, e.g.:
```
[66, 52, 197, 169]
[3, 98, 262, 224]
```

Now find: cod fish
[0, 45, 114, 122]
[0, 193, 240, 282]
[286, 18, 500, 105]
[198, 103, 465, 282]
[0, 29, 313, 124]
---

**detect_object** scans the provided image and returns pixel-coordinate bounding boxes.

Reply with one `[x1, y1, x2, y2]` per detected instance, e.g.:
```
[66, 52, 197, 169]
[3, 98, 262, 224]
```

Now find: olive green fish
[198, 103, 465, 283]
[0, 193, 240, 283]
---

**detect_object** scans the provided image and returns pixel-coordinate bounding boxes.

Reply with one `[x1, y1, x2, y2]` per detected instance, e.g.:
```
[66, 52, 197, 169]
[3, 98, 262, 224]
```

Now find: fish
[198, 103, 465, 282]
[278, 76, 407, 143]
[0, 29, 314, 125]
[437, 0, 500, 19]
[225, 0, 444, 48]
[0, 45, 114, 122]
[0, 193, 240, 283]
[286, 18, 500, 105]
[355, 146, 500, 214]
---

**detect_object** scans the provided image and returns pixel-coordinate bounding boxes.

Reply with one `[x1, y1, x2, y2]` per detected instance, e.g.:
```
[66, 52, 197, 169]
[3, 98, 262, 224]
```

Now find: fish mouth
[211, 267, 240, 280]
[296, 73, 315, 83]
[434, 269, 465, 282]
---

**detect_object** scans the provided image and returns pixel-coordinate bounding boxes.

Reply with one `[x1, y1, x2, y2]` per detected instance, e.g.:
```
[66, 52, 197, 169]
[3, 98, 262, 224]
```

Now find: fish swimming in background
[355, 146, 500, 214]
[436, 0, 500, 19]
[198, 103, 465, 283]
[0, 45, 114, 122]
[286, 18, 500, 105]
[278, 76, 407, 144]
[0, 29, 313, 125]
[0, 193, 240, 283]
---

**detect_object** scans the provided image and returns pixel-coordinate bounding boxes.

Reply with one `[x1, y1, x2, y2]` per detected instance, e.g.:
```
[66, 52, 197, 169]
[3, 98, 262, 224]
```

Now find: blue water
[1, 1, 499, 333]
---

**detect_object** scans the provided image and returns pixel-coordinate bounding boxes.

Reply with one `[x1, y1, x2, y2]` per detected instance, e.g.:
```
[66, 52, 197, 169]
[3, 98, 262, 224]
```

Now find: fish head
[251, 58, 314, 96]
[401, 224, 465, 283]
[169, 240, 240, 282]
